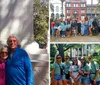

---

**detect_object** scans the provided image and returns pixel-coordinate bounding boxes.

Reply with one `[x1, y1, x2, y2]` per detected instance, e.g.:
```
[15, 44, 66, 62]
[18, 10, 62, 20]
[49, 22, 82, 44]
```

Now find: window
[51, 13, 54, 17]
[76, 4, 78, 7]
[74, 4, 75, 7]
[67, 10, 70, 13]
[56, 6, 59, 12]
[56, 13, 59, 18]
[87, 8, 90, 12]
[67, 16, 70, 18]
[81, 4, 85, 7]
[81, 0, 85, 2]
[66, 4, 71, 7]
[81, 10, 85, 13]
[74, 4, 78, 7]
[81, 16, 84, 20]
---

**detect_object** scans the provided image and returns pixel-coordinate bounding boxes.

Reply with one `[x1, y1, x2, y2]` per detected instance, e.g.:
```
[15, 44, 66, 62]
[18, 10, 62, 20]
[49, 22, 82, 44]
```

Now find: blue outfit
[52, 62, 63, 81]
[6, 46, 34, 85]
[79, 64, 91, 84]
[81, 23, 85, 35]
[89, 19, 93, 27]
[62, 62, 71, 80]
[84, 22, 89, 35]
[60, 22, 66, 36]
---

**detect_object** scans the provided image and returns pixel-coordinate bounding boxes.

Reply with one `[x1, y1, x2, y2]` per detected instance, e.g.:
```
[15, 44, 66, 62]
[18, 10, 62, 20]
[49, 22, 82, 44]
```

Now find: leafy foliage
[50, 44, 57, 58]
[33, 0, 48, 44]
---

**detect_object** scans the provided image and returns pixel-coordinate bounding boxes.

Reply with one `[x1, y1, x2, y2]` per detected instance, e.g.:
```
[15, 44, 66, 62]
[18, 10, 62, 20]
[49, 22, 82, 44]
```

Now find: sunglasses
[56, 57, 61, 59]
[1, 52, 8, 54]
[81, 59, 84, 60]
[74, 60, 77, 61]
[65, 58, 69, 60]
[88, 57, 91, 60]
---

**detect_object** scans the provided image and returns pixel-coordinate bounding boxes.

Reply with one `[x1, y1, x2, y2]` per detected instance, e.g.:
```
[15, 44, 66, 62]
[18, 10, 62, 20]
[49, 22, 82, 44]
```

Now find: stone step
[29, 54, 49, 63]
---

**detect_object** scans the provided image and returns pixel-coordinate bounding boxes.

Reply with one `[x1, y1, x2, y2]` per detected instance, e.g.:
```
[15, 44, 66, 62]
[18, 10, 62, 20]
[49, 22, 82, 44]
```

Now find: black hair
[56, 54, 61, 58]
[72, 57, 78, 66]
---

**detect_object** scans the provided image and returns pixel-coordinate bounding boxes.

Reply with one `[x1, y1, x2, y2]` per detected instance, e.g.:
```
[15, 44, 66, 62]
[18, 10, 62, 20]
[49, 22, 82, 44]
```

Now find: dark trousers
[92, 26, 99, 35]
[91, 80, 100, 85]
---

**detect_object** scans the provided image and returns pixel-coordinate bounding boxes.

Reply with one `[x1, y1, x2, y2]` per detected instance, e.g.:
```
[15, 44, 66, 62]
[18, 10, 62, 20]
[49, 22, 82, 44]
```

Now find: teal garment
[60, 23, 66, 31]
[80, 63, 90, 78]
[69, 65, 79, 72]
[63, 62, 71, 74]
[52, 62, 63, 75]
[62, 62, 71, 80]
[89, 61, 100, 81]
[66, 24, 71, 29]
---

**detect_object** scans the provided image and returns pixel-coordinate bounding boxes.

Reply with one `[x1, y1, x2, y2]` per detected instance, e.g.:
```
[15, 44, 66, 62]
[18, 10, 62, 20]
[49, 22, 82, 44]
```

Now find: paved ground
[50, 36, 100, 42]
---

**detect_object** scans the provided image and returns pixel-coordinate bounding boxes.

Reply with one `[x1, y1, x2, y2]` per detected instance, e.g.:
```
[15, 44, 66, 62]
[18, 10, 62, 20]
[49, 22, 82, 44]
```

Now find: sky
[87, 0, 98, 4]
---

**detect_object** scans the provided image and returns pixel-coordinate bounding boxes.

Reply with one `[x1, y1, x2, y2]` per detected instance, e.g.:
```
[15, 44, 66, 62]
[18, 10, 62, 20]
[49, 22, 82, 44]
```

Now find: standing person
[6, 35, 34, 85]
[81, 20, 85, 36]
[92, 18, 99, 35]
[88, 17, 93, 36]
[69, 57, 80, 85]
[79, 57, 91, 85]
[77, 19, 81, 36]
[54, 19, 61, 37]
[88, 56, 100, 85]
[51, 19, 55, 37]
[66, 19, 71, 37]
[60, 21, 66, 37]
[97, 18, 100, 36]
[71, 19, 77, 36]
[62, 56, 72, 85]
[51, 55, 63, 85]
[84, 17, 89, 36]
[0, 46, 8, 85]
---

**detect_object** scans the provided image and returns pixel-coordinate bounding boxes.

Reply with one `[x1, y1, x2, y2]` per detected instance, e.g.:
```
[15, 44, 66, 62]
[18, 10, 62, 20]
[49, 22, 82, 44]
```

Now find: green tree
[50, 44, 83, 62]
[33, 0, 49, 44]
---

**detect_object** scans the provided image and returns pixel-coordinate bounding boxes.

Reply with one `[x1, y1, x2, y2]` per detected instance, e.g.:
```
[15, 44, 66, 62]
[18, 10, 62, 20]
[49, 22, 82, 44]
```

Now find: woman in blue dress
[81, 20, 85, 35]
[84, 17, 89, 36]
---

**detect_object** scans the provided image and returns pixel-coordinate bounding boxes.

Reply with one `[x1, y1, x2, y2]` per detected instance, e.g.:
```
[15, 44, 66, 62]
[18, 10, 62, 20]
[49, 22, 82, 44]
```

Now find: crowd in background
[50, 17, 100, 37]
[51, 55, 100, 85]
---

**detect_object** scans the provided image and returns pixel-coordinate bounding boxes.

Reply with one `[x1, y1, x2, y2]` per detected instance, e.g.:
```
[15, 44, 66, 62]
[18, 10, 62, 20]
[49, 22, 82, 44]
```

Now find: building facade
[65, 0, 86, 20]
[50, 0, 65, 19]
[87, 4, 100, 18]
[68, 45, 95, 58]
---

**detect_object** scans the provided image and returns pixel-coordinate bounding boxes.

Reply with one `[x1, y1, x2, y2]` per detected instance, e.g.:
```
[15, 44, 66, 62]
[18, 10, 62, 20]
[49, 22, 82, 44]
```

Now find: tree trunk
[58, 44, 64, 62]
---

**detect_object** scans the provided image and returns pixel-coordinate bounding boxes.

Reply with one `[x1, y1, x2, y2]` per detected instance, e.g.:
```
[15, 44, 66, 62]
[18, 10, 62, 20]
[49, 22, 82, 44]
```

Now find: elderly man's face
[8, 36, 18, 50]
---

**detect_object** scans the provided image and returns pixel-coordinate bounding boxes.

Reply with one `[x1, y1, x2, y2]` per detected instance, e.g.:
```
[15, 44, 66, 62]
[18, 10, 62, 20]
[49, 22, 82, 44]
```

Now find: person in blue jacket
[6, 35, 34, 85]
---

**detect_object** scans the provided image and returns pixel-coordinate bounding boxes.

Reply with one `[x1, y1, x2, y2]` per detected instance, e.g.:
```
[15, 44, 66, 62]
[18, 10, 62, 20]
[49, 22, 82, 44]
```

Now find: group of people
[51, 55, 100, 85]
[0, 35, 34, 85]
[50, 17, 100, 37]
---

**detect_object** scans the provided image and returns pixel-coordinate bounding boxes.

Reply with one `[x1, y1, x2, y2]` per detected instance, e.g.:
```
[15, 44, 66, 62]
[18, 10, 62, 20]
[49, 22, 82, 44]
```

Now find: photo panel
[50, 43, 100, 85]
[50, 0, 100, 42]
[0, 0, 49, 85]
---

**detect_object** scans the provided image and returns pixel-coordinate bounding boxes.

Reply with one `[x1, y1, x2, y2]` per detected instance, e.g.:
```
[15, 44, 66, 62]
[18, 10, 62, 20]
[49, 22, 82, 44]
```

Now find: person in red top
[51, 19, 55, 36]
[0, 45, 8, 85]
